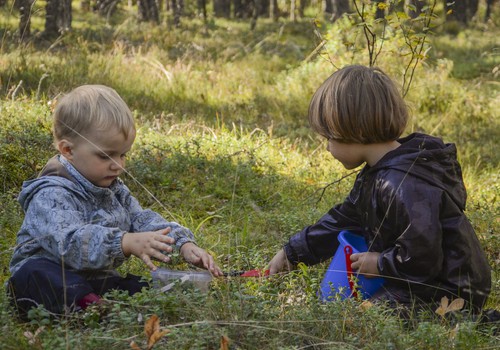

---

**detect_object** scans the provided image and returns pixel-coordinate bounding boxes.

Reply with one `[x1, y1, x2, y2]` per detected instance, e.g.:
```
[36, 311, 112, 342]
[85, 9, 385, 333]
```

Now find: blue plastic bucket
[319, 231, 384, 301]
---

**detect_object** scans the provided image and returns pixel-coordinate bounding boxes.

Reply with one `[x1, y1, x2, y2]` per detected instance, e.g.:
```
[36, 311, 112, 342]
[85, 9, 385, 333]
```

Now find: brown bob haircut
[308, 65, 409, 144]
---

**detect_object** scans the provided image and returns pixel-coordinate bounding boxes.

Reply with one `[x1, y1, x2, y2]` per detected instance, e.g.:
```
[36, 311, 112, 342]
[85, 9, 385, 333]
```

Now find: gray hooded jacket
[10, 155, 195, 276]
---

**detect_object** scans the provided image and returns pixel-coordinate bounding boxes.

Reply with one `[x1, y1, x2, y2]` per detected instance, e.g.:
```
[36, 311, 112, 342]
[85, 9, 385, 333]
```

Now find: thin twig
[306, 170, 359, 205]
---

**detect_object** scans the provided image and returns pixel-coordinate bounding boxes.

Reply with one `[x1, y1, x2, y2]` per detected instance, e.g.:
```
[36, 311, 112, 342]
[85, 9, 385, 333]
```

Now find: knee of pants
[9, 258, 94, 314]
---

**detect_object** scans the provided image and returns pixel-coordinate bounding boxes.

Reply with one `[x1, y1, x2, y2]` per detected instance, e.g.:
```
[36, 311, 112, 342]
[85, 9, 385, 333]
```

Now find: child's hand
[180, 242, 223, 277]
[268, 248, 294, 275]
[350, 252, 381, 278]
[121, 228, 175, 271]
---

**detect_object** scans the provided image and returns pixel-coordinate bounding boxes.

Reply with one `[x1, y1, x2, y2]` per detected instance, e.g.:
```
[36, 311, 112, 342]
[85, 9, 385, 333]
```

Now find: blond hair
[308, 65, 408, 144]
[53, 85, 135, 143]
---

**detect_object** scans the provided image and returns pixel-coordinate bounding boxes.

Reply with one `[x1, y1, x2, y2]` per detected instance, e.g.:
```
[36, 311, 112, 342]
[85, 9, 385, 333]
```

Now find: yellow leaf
[130, 341, 143, 350]
[435, 296, 465, 317]
[449, 324, 459, 340]
[23, 331, 35, 345]
[220, 335, 230, 350]
[144, 315, 160, 340]
[447, 298, 465, 312]
[360, 300, 375, 311]
[435, 296, 449, 317]
[147, 329, 170, 350]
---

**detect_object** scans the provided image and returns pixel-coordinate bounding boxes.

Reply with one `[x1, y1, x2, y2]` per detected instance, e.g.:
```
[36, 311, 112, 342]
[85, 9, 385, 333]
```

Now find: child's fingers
[202, 253, 214, 271]
[156, 227, 173, 242]
[350, 253, 362, 270]
[141, 255, 157, 271]
[158, 227, 171, 235]
[149, 247, 171, 263]
[268, 249, 288, 275]
[154, 237, 174, 252]
[212, 264, 224, 277]
[350, 253, 360, 262]
[156, 231, 175, 245]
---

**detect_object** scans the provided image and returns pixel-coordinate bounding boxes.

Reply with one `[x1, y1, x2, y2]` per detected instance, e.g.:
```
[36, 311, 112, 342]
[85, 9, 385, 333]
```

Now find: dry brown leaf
[144, 314, 160, 340]
[449, 324, 459, 340]
[360, 300, 375, 311]
[130, 340, 142, 350]
[24, 331, 37, 346]
[435, 296, 449, 317]
[435, 296, 465, 317]
[220, 335, 230, 350]
[23, 326, 45, 346]
[147, 329, 171, 350]
[447, 298, 465, 312]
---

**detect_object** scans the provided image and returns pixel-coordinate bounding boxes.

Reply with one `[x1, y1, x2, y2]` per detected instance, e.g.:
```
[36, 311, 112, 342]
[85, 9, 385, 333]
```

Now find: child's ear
[57, 139, 74, 159]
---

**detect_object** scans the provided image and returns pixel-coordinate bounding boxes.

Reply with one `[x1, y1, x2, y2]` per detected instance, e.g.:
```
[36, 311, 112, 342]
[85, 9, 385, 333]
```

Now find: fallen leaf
[435, 296, 465, 317]
[23, 326, 44, 346]
[449, 324, 459, 340]
[360, 300, 375, 311]
[447, 298, 465, 312]
[130, 340, 142, 350]
[435, 296, 449, 317]
[147, 329, 171, 349]
[220, 335, 230, 350]
[144, 314, 160, 340]
[23, 331, 35, 345]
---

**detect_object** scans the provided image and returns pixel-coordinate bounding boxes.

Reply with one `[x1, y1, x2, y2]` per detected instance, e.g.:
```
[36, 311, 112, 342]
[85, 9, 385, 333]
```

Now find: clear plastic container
[151, 268, 213, 292]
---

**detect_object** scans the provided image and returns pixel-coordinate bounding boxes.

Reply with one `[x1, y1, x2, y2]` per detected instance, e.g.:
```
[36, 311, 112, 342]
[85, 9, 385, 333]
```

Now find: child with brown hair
[8, 85, 223, 317]
[268, 65, 491, 312]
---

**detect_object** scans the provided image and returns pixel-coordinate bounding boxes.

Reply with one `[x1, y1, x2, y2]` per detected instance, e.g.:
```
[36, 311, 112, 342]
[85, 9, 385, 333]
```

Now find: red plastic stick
[344, 245, 358, 298]
[239, 269, 270, 277]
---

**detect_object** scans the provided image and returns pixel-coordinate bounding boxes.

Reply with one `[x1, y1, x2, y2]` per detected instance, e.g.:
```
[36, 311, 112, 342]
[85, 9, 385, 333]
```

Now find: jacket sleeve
[284, 196, 361, 266]
[121, 186, 195, 248]
[376, 173, 445, 284]
[20, 187, 127, 270]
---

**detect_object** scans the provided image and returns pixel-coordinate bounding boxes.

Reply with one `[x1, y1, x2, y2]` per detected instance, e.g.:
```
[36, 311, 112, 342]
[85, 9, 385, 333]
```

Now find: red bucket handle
[344, 245, 358, 298]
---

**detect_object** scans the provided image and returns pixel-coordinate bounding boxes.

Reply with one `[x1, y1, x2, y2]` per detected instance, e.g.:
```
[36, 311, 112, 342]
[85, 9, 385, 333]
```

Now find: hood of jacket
[368, 133, 467, 211]
[18, 155, 120, 211]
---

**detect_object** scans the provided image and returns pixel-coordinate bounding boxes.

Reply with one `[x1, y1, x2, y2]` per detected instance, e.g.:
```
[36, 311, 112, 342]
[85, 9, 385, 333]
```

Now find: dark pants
[7, 258, 149, 317]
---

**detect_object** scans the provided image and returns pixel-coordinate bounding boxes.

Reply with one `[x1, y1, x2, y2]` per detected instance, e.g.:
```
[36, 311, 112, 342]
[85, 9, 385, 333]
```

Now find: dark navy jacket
[284, 133, 491, 309]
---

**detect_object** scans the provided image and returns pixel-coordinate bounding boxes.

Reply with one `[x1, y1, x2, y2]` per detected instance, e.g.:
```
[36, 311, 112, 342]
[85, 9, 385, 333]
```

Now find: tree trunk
[374, 0, 385, 19]
[259, 0, 268, 16]
[45, 0, 72, 37]
[138, 0, 160, 23]
[330, 0, 349, 22]
[95, 0, 120, 18]
[299, 0, 305, 18]
[485, 0, 494, 21]
[170, 0, 183, 26]
[445, 0, 479, 24]
[324, 0, 332, 15]
[406, 0, 424, 19]
[214, 0, 230, 18]
[14, 0, 33, 39]
[269, 0, 278, 20]
[197, 0, 207, 21]
[250, 0, 261, 30]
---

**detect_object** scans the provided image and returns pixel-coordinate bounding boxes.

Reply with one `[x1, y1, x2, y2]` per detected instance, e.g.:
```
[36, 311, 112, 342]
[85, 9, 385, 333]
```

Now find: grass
[0, 2, 499, 349]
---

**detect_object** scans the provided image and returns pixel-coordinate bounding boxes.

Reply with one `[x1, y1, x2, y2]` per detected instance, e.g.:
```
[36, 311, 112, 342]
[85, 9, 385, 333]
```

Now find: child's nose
[110, 158, 125, 171]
